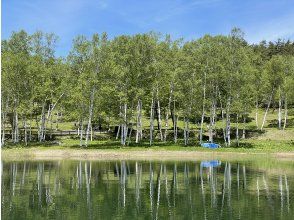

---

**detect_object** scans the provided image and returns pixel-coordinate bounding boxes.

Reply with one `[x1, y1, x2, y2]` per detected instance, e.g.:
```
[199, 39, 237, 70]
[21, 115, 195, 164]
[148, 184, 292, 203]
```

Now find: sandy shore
[2, 148, 294, 161]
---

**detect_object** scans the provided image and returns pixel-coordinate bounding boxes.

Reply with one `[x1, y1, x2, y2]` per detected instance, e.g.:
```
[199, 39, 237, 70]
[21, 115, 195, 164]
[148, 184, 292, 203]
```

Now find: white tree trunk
[13, 112, 15, 143]
[14, 111, 19, 143]
[43, 103, 52, 141]
[50, 112, 53, 140]
[278, 87, 282, 130]
[173, 100, 177, 144]
[135, 101, 140, 143]
[80, 120, 83, 147]
[236, 114, 239, 147]
[124, 103, 128, 145]
[226, 114, 231, 146]
[116, 125, 120, 140]
[184, 117, 187, 146]
[164, 111, 169, 143]
[1, 116, 5, 146]
[136, 99, 142, 143]
[174, 115, 178, 144]
[139, 100, 143, 141]
[209, 101, 213, 143]
[39, 102, 46, 142]
[157, 99, 163, 141]
[150, 99, 154, 146]
[85, 88, 95, 147]
[56, 112, 59, 131]
[164, 85, 173, 142]
[283, 97, 287, 130]
[255, 100, 259, 128]
[212, 99, 216, 126]
[1, 99, 9, 146]
[200, 106, 205, 144]
[23, 117, 28, 146]
[107, 115, 111, 132]
[200, 72, 206, 144]
[46, 104, 51, 133]
[184, 118, 189, 146]
[187, 119, 190, 145]
[45, 93, 64, 134]
[121, 103, 127, 146]
[1, 110, 6, 146]
[242, 115, 246, 139]
[261, 89, 274, 131]
[220, 103, 227, 146]
[90, 126, 93, 141]
[29, 115, 32, 141]
[226, 98, 231, 146]
[121, 110, 124, 145]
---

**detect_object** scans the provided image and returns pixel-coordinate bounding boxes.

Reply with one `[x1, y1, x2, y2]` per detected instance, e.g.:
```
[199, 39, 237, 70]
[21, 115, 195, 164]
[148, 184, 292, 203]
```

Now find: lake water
[1, 159, 294, 219]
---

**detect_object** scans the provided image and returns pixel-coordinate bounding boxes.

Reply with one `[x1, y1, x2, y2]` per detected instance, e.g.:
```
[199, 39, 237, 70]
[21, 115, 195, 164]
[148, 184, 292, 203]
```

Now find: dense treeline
[2, 28, 294, 147]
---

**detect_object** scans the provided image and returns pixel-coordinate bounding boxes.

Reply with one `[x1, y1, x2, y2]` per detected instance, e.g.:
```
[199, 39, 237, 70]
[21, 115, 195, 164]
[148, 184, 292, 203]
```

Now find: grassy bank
[2, 139, 294, 161]
[2, 108, 294, 161]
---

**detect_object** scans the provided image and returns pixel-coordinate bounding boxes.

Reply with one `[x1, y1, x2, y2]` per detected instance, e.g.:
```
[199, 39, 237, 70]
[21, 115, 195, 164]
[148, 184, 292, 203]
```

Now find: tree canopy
[2, 29, 294, 147]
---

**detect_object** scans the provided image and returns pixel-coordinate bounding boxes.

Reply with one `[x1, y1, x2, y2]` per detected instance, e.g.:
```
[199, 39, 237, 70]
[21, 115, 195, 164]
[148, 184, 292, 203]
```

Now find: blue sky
[2, 0, 294, 56]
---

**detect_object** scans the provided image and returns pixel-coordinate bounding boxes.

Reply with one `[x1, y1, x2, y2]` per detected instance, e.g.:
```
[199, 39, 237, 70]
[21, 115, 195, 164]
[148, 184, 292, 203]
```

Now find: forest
[2, 28, 294, 147]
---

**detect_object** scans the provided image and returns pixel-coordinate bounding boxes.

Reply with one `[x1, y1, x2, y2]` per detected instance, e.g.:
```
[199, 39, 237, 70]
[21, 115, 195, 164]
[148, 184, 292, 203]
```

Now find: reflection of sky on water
[200, 160, 221, 168]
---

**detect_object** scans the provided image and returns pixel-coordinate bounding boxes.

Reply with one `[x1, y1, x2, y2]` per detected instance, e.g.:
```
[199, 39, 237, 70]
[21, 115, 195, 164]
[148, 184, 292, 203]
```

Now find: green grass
[2, 108, 294, 154]
[3, 138, 294, 153]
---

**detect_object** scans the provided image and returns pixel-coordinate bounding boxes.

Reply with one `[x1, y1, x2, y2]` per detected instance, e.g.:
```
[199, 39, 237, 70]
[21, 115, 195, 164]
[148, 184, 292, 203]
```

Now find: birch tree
[31, 31, 59, 142]
[68, 36, 92, 146]
[260, 56, 285, 130]
[1, 31, 31, 145]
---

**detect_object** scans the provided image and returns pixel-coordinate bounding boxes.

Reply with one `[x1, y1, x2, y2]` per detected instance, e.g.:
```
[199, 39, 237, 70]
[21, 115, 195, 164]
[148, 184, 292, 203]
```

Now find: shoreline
[2, 148, 294, 161]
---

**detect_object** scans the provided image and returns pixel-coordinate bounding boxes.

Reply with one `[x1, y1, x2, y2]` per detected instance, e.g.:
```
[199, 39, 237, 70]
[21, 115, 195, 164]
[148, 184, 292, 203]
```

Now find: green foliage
[2, 29, 294, 147]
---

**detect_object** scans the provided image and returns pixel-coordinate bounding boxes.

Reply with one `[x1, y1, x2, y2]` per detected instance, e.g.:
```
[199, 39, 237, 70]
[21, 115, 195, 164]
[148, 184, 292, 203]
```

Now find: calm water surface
[1, 159, 294, 219]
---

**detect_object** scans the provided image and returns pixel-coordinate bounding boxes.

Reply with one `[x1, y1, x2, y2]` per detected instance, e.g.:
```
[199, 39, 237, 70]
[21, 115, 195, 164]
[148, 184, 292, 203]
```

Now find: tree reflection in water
[2, 159, 294, 219]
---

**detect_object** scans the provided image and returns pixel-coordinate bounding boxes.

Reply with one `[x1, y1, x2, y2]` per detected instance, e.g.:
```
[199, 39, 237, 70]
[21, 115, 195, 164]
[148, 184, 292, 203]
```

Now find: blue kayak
[201, 143, 220, 149]
[200, 160, 221, 168]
